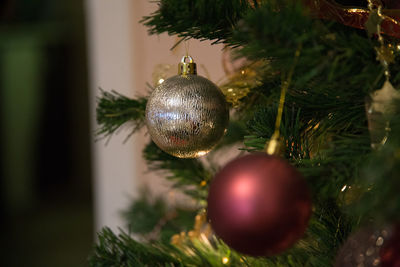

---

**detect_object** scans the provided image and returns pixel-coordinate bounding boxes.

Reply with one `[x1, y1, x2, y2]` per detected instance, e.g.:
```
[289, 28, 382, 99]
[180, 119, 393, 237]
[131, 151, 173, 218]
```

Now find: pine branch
[349, 111, 400, 224]
[90, 1, 400, 266]
[143, 142, 212, 201]
[122, 192, 196, 243]
[96, 89, 147, 141]
[89, 228, 182, 267]
[90, 202, 354, 267]
[141, 0, 251, 44]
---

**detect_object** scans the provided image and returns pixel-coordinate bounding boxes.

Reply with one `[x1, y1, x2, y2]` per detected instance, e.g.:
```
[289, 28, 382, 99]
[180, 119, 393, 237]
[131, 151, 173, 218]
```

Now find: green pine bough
[92, 1, 400, 266]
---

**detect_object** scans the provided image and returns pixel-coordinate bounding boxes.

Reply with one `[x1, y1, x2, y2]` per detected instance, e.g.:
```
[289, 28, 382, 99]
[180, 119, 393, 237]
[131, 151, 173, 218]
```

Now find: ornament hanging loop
[179, 55, 197, 75]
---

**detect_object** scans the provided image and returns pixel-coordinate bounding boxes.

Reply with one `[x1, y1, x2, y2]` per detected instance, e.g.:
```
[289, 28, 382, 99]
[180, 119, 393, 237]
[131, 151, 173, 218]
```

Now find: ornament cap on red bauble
[207, 153, 312, 257]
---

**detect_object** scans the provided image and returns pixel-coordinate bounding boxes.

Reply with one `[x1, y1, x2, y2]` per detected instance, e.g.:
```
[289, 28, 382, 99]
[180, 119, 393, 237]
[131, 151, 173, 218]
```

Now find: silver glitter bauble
[145, 56, 229, 158]
[335, 226, 394, 267]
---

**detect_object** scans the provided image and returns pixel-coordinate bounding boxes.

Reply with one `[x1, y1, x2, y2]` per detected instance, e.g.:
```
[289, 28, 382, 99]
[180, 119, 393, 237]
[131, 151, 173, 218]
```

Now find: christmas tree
[90, 0, 400, 266]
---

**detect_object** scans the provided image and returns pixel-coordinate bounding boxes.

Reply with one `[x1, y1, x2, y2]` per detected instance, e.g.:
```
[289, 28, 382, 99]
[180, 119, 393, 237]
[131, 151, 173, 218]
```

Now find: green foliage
[214, 119, 248, 148]
[89, 228, 182, 267]
[96, 89, 147, 141]
[91, 0, 400, 266]
[349, 111, 400, 224]
[143, 142, 212, 201]
[90, 203, 354, 267]
[141, 0, 252, 44]
[122, 192, 196, 243]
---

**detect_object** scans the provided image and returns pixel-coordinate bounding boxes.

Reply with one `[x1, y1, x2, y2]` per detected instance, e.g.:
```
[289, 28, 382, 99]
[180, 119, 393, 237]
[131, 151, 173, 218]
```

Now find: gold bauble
[145, 56, 229, 158]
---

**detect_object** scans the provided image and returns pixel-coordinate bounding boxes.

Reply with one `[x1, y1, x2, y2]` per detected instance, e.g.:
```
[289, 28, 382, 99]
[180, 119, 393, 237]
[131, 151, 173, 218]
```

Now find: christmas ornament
[222, 46, 249, 76]
[380, 224, 400, 267]
[302, 0, 400, 39]
[207, 45, 307, 257]
[369, 81, 400, 115]
[145, 55, 229, 158]
[219, 47, 263, 107]
[207, 153, 312, 256]
[219, 67, 258, 108]
[170, 211, 213, 248]
[366, 81, 400, 149]
[334, 225, 400, 267]
[151, 63, 176, 87]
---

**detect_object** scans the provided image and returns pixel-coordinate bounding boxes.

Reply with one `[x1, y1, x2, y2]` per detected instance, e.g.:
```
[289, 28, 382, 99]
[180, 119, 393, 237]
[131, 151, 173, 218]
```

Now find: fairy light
[222, 257, 229, 264]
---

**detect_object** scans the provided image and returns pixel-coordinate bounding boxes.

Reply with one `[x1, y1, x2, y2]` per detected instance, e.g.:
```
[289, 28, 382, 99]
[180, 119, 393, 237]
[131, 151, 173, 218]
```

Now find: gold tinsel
[151, 64, 176, 87]
[170, 210, 213, 248]
[219, 64, 263, 107]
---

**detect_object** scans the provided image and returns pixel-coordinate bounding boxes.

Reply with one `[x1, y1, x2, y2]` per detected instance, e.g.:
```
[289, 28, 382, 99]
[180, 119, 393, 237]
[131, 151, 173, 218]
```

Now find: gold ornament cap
[265, 133, 285, 156]
[178, 55, 197, 75]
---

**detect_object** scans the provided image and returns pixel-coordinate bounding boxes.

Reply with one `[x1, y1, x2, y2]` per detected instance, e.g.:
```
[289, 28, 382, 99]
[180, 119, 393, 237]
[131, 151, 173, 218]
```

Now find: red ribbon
[302, 0, 400, 39]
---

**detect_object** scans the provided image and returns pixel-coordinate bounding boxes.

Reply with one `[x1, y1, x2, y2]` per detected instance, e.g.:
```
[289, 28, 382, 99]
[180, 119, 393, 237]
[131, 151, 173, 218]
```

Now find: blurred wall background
[87, 0, 225, 233]
[0, 0, 225, 266]
[0, 0, 93, 266]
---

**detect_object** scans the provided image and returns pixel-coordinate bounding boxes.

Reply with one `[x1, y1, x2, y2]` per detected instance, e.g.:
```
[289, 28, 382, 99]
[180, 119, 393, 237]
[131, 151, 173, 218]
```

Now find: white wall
[86, 0, 225, 232]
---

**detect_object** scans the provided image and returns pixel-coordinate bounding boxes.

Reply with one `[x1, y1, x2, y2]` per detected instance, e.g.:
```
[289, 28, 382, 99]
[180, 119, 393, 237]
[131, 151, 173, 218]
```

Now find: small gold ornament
[220, 47, 262, 107]
[151, 64, 176, 87]
[146, 56, 229, 158]
[170, 211, 213, 248]
[376, 45, 395, 66]
[220, 67, 260, 107]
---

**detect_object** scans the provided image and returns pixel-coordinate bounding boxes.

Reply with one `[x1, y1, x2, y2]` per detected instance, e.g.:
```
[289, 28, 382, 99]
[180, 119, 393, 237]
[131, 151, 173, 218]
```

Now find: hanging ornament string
[366, 0, 394, 80]
[184, 40, 190, 57]
[266, 44, 302, 155]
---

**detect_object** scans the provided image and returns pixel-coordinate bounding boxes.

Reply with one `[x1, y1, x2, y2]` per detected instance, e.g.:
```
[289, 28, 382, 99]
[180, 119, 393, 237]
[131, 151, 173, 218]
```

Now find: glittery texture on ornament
[334, 226, 393, 267]
[207, 153, 312, 256]
[146, 65, 229, 158]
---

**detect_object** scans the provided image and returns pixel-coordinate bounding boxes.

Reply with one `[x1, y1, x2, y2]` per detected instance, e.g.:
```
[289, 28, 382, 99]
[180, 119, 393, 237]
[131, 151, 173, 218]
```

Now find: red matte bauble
[207, 153, 312, 256]
[381, 225, 400, 267]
